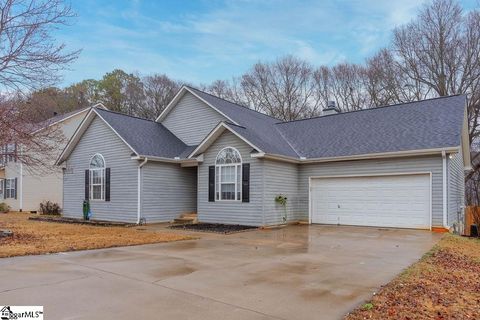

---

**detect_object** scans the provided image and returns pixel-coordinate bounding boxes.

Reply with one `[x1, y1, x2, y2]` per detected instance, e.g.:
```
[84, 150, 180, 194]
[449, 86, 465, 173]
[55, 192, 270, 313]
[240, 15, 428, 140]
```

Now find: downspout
[137, 158, 148, 224]
[19, 146, 23, 212]
[442, 151, 447, 228]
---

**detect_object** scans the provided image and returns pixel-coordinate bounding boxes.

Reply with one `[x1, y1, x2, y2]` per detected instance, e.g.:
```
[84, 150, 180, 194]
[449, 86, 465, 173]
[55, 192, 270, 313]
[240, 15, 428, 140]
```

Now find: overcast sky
[56, 0, 478, 86]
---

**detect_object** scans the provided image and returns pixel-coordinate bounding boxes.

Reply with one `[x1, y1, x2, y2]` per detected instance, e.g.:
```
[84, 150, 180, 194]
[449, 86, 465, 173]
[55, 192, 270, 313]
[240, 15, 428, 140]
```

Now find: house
[0, 105, 104, 212]
[56, 86, 471, 230]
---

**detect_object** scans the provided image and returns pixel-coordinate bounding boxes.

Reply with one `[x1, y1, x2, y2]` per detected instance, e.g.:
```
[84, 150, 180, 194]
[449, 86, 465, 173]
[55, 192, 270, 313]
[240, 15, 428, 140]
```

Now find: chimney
[323, 101, 340, 116]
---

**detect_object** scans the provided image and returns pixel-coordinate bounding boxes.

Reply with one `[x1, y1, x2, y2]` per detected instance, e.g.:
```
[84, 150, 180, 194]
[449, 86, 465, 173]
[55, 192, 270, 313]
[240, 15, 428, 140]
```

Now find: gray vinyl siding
[162, 92, 226, 145]
[198, 131, 264, 226]
[447, 149, 465, 227]
[298, 155, 444, 227]
[63, 116, 138, 223]
[141, 162, 197, 223]
[263, 160, 300, 225]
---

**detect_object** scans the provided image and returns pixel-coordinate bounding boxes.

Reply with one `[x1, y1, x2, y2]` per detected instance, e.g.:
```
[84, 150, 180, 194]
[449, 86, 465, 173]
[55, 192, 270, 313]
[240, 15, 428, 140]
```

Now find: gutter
[131, 155, 200, 165]
[137, 158, 148, 224]
[250, 147, 461, 164]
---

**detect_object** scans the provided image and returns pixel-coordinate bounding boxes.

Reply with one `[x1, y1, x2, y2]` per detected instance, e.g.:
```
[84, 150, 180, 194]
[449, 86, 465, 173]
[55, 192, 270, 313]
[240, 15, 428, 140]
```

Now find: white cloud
[60, 0, 429, 85]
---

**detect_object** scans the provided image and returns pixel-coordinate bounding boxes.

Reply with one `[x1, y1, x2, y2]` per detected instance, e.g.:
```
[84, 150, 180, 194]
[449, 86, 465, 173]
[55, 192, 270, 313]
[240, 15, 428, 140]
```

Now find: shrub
[39, 201, 61, 215]
[0, 202, 10, 213]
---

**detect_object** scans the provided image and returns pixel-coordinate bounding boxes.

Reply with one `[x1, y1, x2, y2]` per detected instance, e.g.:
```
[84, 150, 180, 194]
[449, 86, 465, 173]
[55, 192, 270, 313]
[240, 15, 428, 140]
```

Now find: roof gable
[57, 108, 190, 165]
[156, 86, 239, 125]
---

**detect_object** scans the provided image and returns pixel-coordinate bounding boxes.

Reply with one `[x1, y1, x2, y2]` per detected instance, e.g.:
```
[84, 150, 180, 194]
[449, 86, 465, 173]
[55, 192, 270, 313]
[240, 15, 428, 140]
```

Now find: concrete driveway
[0, 225, 439, 320]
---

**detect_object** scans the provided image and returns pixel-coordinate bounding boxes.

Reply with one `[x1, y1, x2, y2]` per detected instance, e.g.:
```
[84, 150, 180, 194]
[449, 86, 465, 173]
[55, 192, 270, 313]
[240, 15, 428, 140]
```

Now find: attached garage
[309, 173, 432, 229]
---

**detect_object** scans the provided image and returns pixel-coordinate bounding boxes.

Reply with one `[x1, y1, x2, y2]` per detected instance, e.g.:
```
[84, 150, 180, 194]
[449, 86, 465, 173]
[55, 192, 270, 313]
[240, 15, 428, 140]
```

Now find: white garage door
[310, 174, 431, 229]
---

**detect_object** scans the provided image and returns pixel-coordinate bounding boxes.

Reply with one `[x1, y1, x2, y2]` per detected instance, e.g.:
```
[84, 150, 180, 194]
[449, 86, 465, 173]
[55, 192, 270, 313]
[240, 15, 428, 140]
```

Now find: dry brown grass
[0, 212, 192, 258]
[345, 234, 480, 320]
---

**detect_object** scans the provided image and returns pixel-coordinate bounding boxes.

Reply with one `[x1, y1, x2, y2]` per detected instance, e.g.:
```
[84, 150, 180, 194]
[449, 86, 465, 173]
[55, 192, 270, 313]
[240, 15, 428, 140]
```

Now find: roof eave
[251, 146, 461, 164]
[132, 155, 199, 165]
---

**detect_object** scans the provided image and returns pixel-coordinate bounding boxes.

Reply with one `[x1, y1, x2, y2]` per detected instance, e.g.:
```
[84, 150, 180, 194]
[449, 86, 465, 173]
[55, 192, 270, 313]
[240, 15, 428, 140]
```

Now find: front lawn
[0, 212, 192, 258]
[345, 233, 480, 319]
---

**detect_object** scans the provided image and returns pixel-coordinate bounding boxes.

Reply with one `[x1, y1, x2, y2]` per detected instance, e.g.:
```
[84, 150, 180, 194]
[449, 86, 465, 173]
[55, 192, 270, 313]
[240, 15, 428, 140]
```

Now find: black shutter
[14, 177, 17, 199]
[242, 163, 250, 203]
[105, 168, 111, 202]
[208, 166, 215, 202]
[85, 170, 89, 200]
[3, 179, 6, 199]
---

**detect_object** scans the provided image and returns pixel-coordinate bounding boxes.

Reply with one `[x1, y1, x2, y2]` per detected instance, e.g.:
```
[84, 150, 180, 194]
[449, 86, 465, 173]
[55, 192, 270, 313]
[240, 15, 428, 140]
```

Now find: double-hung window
[215, 147, 242, 201]
[5, 178, 15, 199]
[89, 154, 105, 200]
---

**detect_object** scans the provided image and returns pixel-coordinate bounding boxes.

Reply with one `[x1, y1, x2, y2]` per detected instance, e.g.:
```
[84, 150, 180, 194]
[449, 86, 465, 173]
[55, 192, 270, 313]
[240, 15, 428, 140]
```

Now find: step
[180, 213, 197, 219]
[173, 217, 197, 224]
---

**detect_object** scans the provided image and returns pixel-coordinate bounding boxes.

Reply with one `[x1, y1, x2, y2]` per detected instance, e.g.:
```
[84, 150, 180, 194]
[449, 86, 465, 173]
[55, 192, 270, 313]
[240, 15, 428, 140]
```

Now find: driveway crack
[0, 275, 91, 294]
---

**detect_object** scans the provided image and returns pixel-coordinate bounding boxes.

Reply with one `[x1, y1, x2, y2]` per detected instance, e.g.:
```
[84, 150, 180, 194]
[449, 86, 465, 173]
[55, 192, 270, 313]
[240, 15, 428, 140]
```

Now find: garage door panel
[311, 174, 430, 229]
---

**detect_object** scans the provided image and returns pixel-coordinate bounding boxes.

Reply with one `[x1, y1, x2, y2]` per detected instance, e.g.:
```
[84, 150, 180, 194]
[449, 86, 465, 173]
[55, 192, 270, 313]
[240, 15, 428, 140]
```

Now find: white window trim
[215, 147, 242, 202]
[89, 153, 106, 201]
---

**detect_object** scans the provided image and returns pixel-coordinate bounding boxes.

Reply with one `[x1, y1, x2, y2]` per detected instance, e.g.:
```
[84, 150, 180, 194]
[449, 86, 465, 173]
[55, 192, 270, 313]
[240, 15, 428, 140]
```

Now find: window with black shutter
[85, 169, 89, 200]
[242, 163, 250, 202]
[208, 166, 215, 202]
[105, 168, 111, 202]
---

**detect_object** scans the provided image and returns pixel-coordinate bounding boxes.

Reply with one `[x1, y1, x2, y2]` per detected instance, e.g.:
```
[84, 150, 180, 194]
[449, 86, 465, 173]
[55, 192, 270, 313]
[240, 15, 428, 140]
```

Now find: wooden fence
[464, 206, 480, 236]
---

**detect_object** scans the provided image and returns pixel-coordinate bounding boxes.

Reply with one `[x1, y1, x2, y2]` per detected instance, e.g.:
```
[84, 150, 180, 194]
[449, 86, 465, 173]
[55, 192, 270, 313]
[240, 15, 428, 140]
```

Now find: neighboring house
[0, 106, 104, 212]
[56, 86, 471, 230]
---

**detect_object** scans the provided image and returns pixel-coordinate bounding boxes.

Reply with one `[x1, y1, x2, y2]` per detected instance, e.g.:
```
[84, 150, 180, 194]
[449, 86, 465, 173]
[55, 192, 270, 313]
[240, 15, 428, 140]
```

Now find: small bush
[0, 202, 10, 213]
[39, 201, 61, 215]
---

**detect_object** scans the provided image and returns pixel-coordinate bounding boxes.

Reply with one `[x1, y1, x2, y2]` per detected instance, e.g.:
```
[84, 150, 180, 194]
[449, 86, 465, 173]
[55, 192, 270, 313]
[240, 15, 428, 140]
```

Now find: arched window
[89, 154, 105, 200]
[215, 147, 242, 201]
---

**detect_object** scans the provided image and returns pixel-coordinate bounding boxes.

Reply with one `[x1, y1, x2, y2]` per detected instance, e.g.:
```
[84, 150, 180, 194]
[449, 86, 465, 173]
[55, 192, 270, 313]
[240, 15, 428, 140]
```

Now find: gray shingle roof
[187, 87, 299, 157]
[276, 95, 466, 158]
[95, 108, 191, 158]
[31, 106, 92, 133]
[93, 89, 466, 161]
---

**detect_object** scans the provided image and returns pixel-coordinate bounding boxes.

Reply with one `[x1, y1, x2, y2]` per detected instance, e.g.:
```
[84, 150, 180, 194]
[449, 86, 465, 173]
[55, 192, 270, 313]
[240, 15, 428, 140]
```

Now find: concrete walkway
[0, 225, 440, 320]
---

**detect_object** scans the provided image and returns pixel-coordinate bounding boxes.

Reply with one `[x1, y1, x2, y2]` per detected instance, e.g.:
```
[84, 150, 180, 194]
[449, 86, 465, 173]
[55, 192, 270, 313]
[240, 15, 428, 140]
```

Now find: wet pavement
[0, 225, 440, 320]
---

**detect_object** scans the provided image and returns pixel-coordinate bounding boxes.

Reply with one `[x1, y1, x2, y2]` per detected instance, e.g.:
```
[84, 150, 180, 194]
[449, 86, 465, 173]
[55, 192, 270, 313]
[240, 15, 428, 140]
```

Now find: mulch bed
[170, 223, 258, 234]
[29, 215, 136, 227]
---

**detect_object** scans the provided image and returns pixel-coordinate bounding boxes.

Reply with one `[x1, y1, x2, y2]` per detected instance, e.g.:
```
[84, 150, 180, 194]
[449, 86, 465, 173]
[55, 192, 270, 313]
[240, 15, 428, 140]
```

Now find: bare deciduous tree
[240, 55, 320, 120]
[0, 0, 80, 91]
[0, 95, 65, 170]
[393, 0, 480, 145]
[314, 63, 368, 112]
[140, 74, 181, 119]
[0, 0, 78, 171]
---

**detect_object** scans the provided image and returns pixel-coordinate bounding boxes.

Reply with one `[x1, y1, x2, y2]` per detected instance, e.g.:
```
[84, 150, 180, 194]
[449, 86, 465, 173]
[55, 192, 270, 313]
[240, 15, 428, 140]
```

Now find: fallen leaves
[345, 234, 480, 320]
[0, 212, 192, 258]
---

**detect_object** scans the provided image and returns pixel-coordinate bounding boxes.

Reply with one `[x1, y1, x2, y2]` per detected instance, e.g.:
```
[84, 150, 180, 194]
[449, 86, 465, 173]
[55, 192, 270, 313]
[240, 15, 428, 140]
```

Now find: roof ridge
[185, 85, 282, 122]
[41, 105, 90, 122]
[275, 94, 465, 125]
[95, 107, 159, 123]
